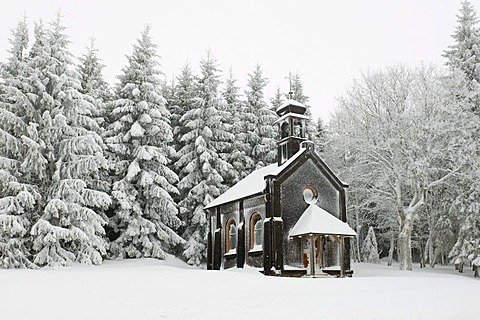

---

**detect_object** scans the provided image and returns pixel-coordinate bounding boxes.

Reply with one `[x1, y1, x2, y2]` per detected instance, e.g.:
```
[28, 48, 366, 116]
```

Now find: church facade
[205, 100, 355, 276]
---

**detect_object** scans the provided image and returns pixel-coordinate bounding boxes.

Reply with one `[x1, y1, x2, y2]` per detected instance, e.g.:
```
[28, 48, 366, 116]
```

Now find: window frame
[280, 121, 289, 139]
[303, 185, 318, 204]
[249, 212, 263, 250]
[225, 218, 237, 253]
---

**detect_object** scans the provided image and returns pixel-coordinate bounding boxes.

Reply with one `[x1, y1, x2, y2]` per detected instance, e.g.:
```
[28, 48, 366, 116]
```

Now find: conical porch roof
[289, 204, 356, 238]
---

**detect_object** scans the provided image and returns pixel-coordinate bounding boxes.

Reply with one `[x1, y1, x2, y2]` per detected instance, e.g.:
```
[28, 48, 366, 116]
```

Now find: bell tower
[275, 98, 308, 166]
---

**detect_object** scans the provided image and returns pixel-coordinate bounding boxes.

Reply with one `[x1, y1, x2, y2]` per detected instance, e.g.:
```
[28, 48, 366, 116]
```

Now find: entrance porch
[288, 204, 356, 278]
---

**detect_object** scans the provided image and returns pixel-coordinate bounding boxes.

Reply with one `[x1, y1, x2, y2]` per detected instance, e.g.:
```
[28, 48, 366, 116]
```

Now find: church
[205, 99, 356, 277]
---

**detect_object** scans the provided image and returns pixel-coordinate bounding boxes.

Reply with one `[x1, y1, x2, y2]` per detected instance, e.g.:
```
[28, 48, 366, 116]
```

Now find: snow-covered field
[1, 258, 477, 320]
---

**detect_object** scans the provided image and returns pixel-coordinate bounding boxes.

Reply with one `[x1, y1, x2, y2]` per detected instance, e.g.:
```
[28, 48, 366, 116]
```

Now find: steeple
[274, 99, 309, 166]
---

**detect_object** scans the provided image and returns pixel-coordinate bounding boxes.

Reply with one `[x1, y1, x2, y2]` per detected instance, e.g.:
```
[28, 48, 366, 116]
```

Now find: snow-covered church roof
[276, 99, 307, 117]
[204, 149, 306, 210]
[276, 99, 306, 112]
[289, 204, 356, 238]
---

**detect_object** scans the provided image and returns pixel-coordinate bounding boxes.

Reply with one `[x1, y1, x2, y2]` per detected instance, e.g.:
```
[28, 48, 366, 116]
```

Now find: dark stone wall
[224, 254, 237, 269]
[244, 196, 265, 268]
[279, 158, 340, 267]
[220, 202, 238, 269]
[246, 251, 264, 267]
[218, 196, 266, 269]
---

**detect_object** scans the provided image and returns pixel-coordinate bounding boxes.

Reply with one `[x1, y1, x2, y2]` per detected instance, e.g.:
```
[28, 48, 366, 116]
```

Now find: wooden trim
[206, 192, 263, 211]
[250, 212, 261, 249]
[225, 218, 236, 253]
[309, 234, 315, 276]
[340, 236, 345, 278]
[207, 210, 212, 270]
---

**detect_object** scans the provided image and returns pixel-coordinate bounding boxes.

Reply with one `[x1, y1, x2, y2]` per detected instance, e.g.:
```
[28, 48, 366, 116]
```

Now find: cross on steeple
[288, 70, 293, 99]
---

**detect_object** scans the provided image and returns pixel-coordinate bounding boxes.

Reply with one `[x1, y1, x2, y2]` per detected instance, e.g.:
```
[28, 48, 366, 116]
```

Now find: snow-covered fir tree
[444, 0, 480, 93]
[77, 37, 112, 129]
[446, 106, 480, 266]
[313, 117, 327, 153]
[106, 26, 183, 260]
[361, 226, 380, 263]
[246, 64, 277, 168]
[0, 17, 40, 268]
[161, 76, 175, 98]
[169, 64, 196, 163]
[444, 1, 480, 266]
[176, 52, 233, 266]
[77, 37, 112, 199]
[270, 86, 284, 111]
[27, 16, 111, 267]
[214, 69, 236, 183]
[287, 72, 309, 104]
[77, 37, 112, 103]
[223, 69, 254, 185]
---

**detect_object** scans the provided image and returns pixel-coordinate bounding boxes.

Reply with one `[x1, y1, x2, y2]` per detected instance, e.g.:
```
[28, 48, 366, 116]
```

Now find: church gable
[280, 156, 340, 239]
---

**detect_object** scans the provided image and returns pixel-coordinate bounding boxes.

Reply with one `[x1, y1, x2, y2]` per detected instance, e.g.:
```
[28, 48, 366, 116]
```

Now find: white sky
[0, 0, 475, 122]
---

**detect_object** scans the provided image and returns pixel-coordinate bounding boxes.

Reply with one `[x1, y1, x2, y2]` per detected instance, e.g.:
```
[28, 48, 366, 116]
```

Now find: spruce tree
[448, 177, 480, 267]
[270, 86, 284, 111]
[106, 26, 183, 259]
[361, 226, 380, 263]
[444, 1, 480, 264]
[214, 69, 236, 182]
[246, 64, 277, 168]
[169, 64, 195, 164]
[444, 0, 480, 88]
[313, 117, 328, 153]
[176, 52, 233, 266]
[28, 16, 111, 266]
[162, 77, 176, 123]
[77, 37, 112, 129]
[287, 72, 309, 104]
[77, 38, 112, 197]
[223, 69, 253, 185]
[0, 17, 40, 268]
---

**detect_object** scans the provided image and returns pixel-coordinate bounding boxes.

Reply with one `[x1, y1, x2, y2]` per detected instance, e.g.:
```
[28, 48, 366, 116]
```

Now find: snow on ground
[0, 258, 478, 320]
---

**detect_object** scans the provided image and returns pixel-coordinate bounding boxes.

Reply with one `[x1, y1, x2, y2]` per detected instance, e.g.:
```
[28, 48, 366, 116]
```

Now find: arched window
[225, 218, 237, 253]
[250, 212, 263, 249]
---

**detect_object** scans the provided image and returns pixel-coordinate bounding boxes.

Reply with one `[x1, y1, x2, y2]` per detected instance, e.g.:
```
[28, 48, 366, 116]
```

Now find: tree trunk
[419, 242, 425, 268]
[354, 197, 362, 263]
[397, 213, 414, 271]
[355, 224, 362, 262]
[387, 234, 395, 266]
[423, 239, 429, 266]
[428, 230, 436, 268]
[426, 213, 436, 268]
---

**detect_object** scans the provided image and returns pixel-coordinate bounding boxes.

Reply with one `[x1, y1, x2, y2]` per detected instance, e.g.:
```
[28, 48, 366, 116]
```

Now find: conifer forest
[0, 1, 479, 273]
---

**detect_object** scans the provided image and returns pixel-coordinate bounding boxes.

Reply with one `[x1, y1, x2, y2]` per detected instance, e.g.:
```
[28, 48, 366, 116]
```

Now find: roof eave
[204, 191, 264, 211]
[289, 232, 357, 238]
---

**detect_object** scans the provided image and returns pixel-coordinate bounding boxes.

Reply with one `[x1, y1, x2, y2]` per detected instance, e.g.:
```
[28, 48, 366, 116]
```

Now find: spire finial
[288, 70, 293, 99]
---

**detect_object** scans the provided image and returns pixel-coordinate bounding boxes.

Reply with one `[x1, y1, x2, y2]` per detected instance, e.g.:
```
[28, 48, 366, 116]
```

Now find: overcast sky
[0, 0, 475, 121]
